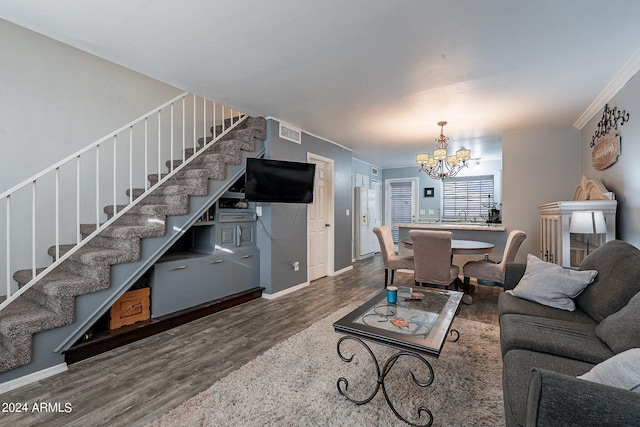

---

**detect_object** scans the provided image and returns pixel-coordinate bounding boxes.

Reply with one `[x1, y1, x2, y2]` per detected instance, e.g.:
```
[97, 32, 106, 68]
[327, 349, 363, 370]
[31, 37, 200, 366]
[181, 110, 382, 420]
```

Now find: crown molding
[574, 47, 640, 130]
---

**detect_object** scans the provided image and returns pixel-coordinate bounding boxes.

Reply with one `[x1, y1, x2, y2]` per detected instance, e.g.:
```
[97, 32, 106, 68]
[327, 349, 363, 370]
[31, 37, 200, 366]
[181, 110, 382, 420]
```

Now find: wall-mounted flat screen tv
[245, 158, 316, 203]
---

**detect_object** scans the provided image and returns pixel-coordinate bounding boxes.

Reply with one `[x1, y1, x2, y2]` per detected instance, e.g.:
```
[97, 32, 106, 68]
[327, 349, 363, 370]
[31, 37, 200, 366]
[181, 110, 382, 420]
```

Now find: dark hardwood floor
[0, 254, 501, 427]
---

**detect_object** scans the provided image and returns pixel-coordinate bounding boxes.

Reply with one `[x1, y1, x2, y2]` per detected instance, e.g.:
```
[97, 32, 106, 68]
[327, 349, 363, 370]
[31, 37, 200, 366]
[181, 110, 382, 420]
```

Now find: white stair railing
[0, 92, 244, 311]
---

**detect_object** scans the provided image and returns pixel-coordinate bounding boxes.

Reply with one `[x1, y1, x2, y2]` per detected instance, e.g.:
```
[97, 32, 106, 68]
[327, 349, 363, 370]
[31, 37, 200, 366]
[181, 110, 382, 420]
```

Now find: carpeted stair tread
[0, 298, 67, 371]
[0, 297, 65, 338]
[154, 178, 209, 197]
[13, 268, 101, 297]
[98, 223, 166, 239]
[103, 203, 188, 218]
[167, 151, 226, 167]
[48, 243, 140, 266]
[111, 212, 167, 227]
[127, 185, 188, 199]
[211, 142, 242, 165]
[79, 223, 165, 240]
[147, 168, 212, 186]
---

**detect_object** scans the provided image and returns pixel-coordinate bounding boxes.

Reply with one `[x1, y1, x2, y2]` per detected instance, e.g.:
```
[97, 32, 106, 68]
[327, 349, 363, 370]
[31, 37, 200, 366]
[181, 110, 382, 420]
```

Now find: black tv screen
[245, 158, 316, 203]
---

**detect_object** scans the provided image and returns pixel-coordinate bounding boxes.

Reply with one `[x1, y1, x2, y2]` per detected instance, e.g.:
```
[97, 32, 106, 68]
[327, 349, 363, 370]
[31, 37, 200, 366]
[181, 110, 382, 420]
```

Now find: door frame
[307, 153, 335, 279]
[384, 177, 419, 241]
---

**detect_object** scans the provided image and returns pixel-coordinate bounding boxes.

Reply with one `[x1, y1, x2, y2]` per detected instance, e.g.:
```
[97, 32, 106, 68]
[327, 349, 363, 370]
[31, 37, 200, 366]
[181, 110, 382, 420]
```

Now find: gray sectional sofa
[499, 240, 640, 426]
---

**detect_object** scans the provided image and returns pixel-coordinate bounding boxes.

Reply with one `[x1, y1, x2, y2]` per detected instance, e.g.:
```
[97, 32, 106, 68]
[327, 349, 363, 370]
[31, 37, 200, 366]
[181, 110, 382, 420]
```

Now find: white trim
[329, 265, 353, 276]
[307, 153, 335, 281]
[0, 363, 67, 394]
[266, 116, 353, 151]
[261, 281, 310, 299]
[574, 47, 640, 129]
[384, 177, 419, 227]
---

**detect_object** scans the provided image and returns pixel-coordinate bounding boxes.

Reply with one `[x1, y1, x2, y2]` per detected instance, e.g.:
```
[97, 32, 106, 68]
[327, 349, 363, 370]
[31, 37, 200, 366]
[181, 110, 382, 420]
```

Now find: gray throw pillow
[596, 291, 640, 353]
[506, 254, 597, 311]
[577, 348, 640, 392]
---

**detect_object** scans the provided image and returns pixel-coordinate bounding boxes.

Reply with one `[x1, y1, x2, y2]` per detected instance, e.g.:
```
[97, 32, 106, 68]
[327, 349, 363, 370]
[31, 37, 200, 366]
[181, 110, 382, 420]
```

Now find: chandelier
[416, 121, 471, 179]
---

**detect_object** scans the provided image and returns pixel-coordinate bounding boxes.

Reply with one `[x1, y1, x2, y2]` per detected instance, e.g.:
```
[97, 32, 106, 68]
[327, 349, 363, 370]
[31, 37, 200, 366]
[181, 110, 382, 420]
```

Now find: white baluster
[129, 126, 133, 204]
[6, 195, 11, 298]
[31, 181, 36, 278]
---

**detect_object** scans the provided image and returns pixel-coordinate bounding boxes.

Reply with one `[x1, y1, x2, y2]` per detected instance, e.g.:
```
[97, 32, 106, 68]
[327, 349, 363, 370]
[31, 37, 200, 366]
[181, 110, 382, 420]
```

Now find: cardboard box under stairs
[108, 288, 150, 330]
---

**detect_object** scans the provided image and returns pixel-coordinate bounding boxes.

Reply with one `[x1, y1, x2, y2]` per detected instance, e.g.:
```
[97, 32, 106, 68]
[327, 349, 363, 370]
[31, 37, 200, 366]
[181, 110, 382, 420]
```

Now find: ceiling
[2, 0, 640, 168]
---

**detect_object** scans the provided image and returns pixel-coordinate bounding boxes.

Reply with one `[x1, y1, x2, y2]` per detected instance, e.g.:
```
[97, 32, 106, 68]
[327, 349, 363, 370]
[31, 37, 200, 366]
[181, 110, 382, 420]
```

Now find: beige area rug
[149, 305, 504, 427]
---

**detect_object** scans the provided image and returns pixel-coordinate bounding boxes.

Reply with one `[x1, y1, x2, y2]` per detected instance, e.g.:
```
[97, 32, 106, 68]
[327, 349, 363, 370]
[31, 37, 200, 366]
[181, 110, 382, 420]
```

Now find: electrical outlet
[429, 209, 435, 215]
[293, 261, 300, 271]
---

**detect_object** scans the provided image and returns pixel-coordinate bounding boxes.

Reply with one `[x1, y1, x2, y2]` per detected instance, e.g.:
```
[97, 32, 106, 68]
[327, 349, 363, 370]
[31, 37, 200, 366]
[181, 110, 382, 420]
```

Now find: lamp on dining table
[569, 210, 607, 255]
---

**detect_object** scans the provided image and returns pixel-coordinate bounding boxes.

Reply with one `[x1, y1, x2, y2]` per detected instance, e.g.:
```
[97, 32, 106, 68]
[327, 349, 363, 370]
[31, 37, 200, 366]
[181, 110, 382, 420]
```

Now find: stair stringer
[0, 142, 264, 385]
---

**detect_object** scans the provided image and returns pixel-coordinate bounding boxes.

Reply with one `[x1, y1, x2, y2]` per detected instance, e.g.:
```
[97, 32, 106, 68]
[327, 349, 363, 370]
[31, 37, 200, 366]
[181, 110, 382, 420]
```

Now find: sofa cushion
[505, 254, 597, 311]
[498, 292, 595, 323]
[576, 240, 640, 322]
[595, 291, 640, 353]
[527, 367, 640, 427]
[577, 348, 640, 392]
[500, 314, 613, 363]
[502, 349, 593, 427]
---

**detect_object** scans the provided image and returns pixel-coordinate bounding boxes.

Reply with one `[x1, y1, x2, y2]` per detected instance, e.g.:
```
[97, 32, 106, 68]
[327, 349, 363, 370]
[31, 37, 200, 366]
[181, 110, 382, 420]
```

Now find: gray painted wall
[258, 119, 352, 294]
[0, 19, 183, 191]
[0, 19, 184, 295]
[502, 126, 582, 261]
[580, 71, 640, 248]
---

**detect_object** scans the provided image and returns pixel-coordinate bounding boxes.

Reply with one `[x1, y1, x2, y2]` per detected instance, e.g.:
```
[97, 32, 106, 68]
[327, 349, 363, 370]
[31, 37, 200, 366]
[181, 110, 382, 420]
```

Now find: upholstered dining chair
[462, 229, 527, 291]
[409, 229, 460, 289]
[373, 226, 414, 288]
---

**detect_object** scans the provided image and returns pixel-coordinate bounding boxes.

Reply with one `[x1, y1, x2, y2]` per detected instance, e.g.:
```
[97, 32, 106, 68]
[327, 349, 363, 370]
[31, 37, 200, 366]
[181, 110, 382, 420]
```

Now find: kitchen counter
[394, 222, 506, 232]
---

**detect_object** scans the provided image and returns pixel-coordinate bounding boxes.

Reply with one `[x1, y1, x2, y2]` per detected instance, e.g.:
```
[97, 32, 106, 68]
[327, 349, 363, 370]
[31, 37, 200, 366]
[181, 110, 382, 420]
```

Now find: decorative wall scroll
[590, 104, 630, 170]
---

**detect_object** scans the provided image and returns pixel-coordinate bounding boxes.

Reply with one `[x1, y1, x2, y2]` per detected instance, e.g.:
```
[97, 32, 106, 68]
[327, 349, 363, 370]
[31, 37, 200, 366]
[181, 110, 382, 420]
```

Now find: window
[442, 175, 494, 220]
[385, 178, 417, 242]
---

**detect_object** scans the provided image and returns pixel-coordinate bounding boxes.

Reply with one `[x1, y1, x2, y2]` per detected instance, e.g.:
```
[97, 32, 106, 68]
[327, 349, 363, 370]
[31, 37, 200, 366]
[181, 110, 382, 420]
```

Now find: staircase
[0, 113, 266, 385]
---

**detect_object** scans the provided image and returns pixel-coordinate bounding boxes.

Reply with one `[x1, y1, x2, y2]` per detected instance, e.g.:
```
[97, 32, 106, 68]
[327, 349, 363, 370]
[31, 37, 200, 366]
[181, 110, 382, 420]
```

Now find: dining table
[401, 238, 495, 304]
[401, 238, 494, 254]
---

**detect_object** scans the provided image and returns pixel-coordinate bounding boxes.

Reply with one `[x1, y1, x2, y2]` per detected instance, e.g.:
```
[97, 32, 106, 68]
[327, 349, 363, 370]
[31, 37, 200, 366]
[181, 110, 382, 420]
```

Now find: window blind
[442, 175, 494, 220]
[389, 180, 414, 242]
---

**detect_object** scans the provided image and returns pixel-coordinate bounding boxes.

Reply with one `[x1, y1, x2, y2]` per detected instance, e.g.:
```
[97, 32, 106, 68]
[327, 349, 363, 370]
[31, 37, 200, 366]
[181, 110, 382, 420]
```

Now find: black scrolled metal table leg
[336, 335, 382, 405]
[448, 328, 460, 342]
[336, 335, 435, 427]
[380, 351, 434, 426]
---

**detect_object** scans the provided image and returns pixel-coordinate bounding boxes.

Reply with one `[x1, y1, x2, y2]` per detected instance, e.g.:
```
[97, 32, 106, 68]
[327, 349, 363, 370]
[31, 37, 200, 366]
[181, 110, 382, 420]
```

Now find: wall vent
[371, 167, 379, 176]
[279, 123, 302, 144]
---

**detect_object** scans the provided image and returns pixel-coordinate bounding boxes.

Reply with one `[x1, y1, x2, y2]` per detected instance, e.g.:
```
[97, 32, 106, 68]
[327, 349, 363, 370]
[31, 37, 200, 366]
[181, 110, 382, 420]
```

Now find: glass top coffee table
[333, 286, 463, 426]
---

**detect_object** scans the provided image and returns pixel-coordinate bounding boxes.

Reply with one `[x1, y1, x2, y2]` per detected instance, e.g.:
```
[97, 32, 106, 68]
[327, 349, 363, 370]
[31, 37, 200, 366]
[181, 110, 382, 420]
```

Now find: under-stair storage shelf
[150, 192, 260, 318]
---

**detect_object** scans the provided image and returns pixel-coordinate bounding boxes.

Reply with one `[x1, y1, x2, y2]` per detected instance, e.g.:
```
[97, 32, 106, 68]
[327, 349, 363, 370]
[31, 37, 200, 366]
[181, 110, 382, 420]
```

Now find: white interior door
[308, 156, 332, 281]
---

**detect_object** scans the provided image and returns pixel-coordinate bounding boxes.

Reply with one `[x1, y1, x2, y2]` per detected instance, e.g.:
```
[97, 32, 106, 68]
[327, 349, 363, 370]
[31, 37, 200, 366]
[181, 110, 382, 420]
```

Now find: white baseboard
[262, 265, 353, 299]
[330, 265, 353, 276]
[0, 363, 67, 395]
[262, 281, 310, 299]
